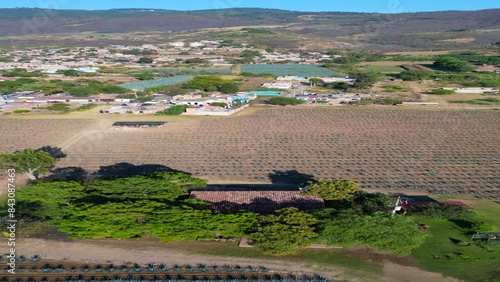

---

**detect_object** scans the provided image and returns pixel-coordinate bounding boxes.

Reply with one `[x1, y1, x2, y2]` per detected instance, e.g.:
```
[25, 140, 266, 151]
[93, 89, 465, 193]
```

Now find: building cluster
[265, 75, 355, 90]
[296, 93, 371, 105]
[0, 89, 257, 115]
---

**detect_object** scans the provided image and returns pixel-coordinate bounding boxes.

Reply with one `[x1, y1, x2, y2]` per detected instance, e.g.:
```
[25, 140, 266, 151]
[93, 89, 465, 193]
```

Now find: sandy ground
[15, 238, 463, 282]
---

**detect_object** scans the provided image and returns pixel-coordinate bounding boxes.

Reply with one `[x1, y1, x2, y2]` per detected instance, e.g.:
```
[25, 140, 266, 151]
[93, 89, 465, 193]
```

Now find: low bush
[430, 89, 456, 95]
[268, 97, 306, 106]
[12, 109, 30, 114]
[156, 105, 189, 115]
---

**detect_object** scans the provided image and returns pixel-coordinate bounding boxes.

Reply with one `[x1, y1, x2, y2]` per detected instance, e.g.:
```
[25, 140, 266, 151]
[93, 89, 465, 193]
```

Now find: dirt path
[15, 239, 464, 282]
[381, 262, 462, 282]
[16, 239, 351, 281]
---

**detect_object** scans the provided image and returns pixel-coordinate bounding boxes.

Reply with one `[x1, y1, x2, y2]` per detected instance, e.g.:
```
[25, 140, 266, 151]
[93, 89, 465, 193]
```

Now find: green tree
[156, 105, 189, 115]
[433, 56, 474, 72]
[408, 203, 473, 220]
[0, 149, 58, 180]
[218, 82, 239, 94]
[352, 191, 392, 214]
[397, 70, 434, 81]
[303, 179, 360, 201]
[251, 207, 318, 255]
[268, 97, 306, 106]
[319, 212, 428, 256]
[309, 78, 324, 86]
[134, 72, 156, 80]
[210, 102, 228, 108]
[265, 47, 275, 53]
[138, 57, 154, 64]
[329, 82, 351, 91]
[352, 73, 377, 89]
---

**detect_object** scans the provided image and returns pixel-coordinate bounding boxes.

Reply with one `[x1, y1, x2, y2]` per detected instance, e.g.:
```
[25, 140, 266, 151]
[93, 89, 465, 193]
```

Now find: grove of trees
[303, 179, 360, 200]
[268, 97, 306, 106]
[432, 56, 474, 72]
[251, 207, 318, 255]
[183, 76, 240, 94]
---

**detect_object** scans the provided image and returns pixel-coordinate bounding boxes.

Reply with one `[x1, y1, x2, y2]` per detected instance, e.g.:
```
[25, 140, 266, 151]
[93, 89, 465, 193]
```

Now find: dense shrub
[433, 56, 474, 72]
[1, 172, 258, 241]
[318, 212, 429, 255]
[408, 203, 473, 220]
[183, 76, 239, 94]
[268, 97, 306, 106]
[156, 105, 189, 115]
[430, 89, 456, 95]
[251, 207, 318, 255]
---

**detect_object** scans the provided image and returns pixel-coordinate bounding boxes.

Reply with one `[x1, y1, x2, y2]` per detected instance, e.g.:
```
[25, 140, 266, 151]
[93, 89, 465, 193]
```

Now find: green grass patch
[411, 218, 500, 282]
[45, 103, 71, 112]
[193, 243, 383, 279]
[12, 109, 30, 114]
[75, 103, 97, 111]
[382, 84, 409, 92]
[430, 89, 456, 95]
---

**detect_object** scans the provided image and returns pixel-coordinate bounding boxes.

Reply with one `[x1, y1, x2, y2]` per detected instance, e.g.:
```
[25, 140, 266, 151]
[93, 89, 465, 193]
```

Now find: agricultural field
[0, 257, 328, 282]
[241, 65, 337, 77]
[0, 119, 98, 153]
[2, 108, 497, 198]
[119, 75, 195, 90]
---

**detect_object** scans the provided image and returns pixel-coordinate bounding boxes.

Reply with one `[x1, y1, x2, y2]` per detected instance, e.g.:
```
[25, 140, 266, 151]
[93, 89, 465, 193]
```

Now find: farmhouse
[190, 190, 325, 214]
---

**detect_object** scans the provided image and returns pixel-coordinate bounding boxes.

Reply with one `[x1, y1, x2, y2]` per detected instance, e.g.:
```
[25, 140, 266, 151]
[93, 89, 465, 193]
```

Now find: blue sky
[3, 0, 499, 13]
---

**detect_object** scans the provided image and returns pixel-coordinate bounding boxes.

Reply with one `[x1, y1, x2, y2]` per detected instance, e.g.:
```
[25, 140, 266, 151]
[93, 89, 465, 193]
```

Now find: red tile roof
[190, 190, 324, 214]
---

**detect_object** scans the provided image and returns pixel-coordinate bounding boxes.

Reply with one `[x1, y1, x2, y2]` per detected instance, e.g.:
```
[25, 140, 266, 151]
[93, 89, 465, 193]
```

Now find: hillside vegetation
[1, 8, 500, 50]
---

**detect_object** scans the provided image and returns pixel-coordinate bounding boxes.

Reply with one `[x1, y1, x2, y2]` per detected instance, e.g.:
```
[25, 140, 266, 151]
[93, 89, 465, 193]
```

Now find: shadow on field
[48, 166, 88, 182]
[37, 146, 67, 159]
[47, 163, 190, 181]
[268, 170, 316, 186]
[94, 163, 190, 179]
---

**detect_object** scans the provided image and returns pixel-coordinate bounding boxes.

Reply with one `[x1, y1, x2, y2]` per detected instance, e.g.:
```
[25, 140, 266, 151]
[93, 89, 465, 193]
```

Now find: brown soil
[16, 238, 464, 282]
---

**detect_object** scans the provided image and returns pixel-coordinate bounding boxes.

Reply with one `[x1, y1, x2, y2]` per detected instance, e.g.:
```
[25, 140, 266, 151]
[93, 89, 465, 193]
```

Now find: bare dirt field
[1, 107, 499, 198]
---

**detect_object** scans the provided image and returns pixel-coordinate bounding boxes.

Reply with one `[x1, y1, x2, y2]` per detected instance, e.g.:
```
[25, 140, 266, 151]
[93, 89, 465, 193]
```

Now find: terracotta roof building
[190, 190, 325, 214]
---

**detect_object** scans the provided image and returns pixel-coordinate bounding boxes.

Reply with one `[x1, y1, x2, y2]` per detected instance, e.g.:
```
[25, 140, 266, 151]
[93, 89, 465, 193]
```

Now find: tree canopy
[351, 73, 378, 89]
[251, 207, 318, 255]
[0, 149, 58, 180]
[183, 76, 239, 94]
[303, 179, 360, 201]
[433, 56, 474, 72]
[268, 97, 306, 106]
[3, 172, 258, 241]
[318, 212, 429, 256]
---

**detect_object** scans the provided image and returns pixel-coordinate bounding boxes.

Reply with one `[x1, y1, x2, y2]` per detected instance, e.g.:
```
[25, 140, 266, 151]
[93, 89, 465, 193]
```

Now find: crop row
[4, 263, 272, 274]
[2, 108, 499, 197]
[0, 273, 329, 282]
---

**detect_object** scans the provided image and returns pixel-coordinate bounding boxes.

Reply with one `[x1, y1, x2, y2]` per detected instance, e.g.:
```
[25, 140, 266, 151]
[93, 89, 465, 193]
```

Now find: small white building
[441, 87, 498, 94]
[262, 83, 292, 90]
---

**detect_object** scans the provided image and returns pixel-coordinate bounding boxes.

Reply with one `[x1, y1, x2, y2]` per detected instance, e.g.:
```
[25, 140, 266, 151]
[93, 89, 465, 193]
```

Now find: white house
[262, 83, 292, 90]
[441, 87, 498, 94]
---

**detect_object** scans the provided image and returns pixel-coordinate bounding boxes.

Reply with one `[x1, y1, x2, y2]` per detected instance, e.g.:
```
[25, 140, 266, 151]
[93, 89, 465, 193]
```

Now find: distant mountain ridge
[1, 8, 500, 50]
[1, 7, 499, 36]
